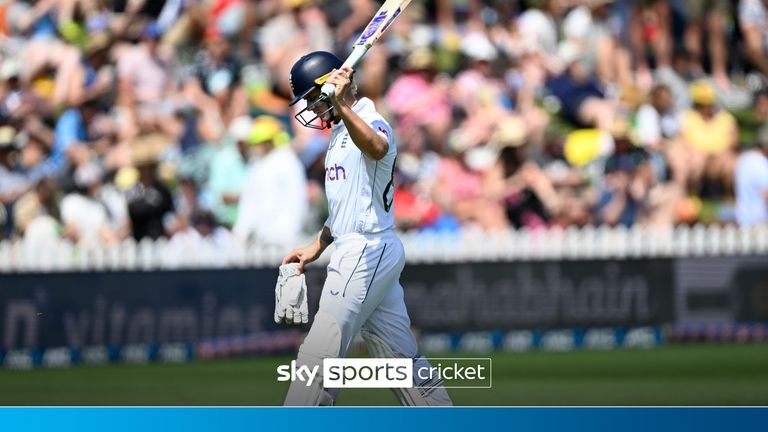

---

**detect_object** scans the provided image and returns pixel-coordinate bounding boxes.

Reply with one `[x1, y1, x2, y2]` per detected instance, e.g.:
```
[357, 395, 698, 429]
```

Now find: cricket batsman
[278, 51, 452, 406]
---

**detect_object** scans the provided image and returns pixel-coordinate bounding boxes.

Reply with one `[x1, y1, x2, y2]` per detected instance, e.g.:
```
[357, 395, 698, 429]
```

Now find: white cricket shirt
[324, 97, 396, 238]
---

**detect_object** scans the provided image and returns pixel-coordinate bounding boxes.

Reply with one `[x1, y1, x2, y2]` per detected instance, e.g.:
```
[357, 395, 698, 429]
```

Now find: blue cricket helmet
[289, 51, 344, 129]
[289, 51, 343, 106]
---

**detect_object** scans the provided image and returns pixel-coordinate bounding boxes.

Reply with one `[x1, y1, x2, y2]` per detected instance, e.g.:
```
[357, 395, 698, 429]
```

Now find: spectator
[738, 0, 768, 80]
[561, 0, 632, 86]
[629, 0, 672, 86]
[50, 97, 106, 177]
[683, 0, 731, 88]
[595, 123, 651, 227]
[55, 31, 115, 109]
[386, 49, 451, 149]
[116, 20, 175, 137]
[206, 116, 251, 228]
[546, 43, 616, 130]
[735, 125, 768, 226]
[483, 118, 560, 229]
[0, 126, 30, 237]
[0, 1, 766, 245]
[125, 134, 174, 240]
[432, 126, 508, 231]
[755, 90, 768, 124]
[233, 115, 307, 245]
[674, 80, 738, 195]
[60, 162, 117, 245]
[635, 84, 680, 150]
[190, 27, 247, 124]
[162, 208, 236, 268]
[13, 177, 58, 238]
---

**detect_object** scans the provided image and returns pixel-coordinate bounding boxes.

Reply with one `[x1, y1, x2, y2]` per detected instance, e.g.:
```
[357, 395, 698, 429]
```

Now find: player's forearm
[337, 105, 388, 160]
[318, 226, 334, 252]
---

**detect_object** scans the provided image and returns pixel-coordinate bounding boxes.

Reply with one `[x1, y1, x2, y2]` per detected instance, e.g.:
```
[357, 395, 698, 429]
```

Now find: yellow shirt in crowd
[681, 110, 737, 155]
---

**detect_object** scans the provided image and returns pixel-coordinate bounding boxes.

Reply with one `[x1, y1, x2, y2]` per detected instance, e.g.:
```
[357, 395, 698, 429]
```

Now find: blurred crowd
[1, 0, 768, 249]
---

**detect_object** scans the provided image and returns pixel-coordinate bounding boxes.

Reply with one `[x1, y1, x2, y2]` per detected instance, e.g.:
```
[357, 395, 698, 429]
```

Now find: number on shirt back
[382, 157, 396, 212]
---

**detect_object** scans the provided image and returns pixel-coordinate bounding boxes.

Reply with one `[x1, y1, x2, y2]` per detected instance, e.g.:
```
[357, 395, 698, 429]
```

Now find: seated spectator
[735, 125, 768, 226]
[755, 90, 768, 124]
[432, 128, 509, 232]
[162, 209, 236, 268]
[635, 84, 680, 150]
[738, 0, 768, 80]
[48, 97, 106, 178]
[546, 43, 617, 130]
[206, 116, 251, 228]
[561, 0, 633, 86]
[0, 126, 31, 237]
[13, 177, 58, 238]
[386, 49, 451, 149]
[233, 116, 307, 246]
[393, 153, 458, 232]
[60, 162, 118, 245]
[189, 27, 247, 124]
[483, 119, 561, 229]
[125, 135, 175, 240]
[54, 31, 115, 109]
[595, 126, 650, 227]
[683, 0, 730, 88]
[673, 81, 738, 196]
[116, 20, 175, 136]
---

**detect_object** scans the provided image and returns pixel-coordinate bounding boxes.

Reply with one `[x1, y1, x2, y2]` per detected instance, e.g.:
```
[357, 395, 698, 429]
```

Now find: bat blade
[354, 0, 413, 49]
[321, 0, 413, 97]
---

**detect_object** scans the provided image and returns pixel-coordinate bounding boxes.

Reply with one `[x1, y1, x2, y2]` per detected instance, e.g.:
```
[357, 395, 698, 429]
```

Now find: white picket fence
[1, 224, 767, 273]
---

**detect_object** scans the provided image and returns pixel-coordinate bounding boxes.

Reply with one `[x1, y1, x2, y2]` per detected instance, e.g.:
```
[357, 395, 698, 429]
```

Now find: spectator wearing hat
[595, 121, 652, 227]
[735, 125, 768, 226]
[12, 177, 58, 239]
[55, 31, 115, 108]
[125, 134, 175, 240]
[232, 116, 307, 246]
[432, 119, 512, 232]
[484, 117, 560, 229]
[386, 49, 451, 148]
[454, 31, 510, 116]
[674, 80, 738, 196]
[206, 116, 252, 227]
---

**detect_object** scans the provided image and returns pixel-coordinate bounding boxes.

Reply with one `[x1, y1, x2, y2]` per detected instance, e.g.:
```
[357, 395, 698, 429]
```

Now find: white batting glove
[275, 263, 309, 325]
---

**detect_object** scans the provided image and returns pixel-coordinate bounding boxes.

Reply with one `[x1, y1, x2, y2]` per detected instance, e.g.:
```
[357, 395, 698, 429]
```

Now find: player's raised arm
[325, 67, 389, 160]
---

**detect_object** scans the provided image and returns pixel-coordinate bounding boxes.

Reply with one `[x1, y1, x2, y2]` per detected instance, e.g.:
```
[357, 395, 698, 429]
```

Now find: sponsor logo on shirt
[326, 164, 347, 181]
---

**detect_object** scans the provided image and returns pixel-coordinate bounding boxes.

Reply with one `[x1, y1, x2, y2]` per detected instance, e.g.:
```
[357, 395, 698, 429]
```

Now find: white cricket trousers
[283, 231, 422, 405]
[320, 230, 416, 361]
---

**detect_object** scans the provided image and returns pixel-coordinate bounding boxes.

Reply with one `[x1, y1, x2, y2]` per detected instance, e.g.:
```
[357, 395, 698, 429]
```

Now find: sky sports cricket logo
[277, 358, 491, 389]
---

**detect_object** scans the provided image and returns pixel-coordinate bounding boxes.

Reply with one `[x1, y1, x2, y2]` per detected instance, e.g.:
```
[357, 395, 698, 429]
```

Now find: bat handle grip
[320, 45, 369, 99]
[320, 82, 336, 99]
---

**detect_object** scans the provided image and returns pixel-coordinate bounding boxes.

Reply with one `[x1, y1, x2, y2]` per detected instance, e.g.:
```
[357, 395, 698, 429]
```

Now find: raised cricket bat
[321, 0, 413, 97]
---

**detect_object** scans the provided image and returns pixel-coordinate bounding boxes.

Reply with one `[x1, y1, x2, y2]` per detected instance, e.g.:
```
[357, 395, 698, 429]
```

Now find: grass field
[1, 345, 767, 406]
